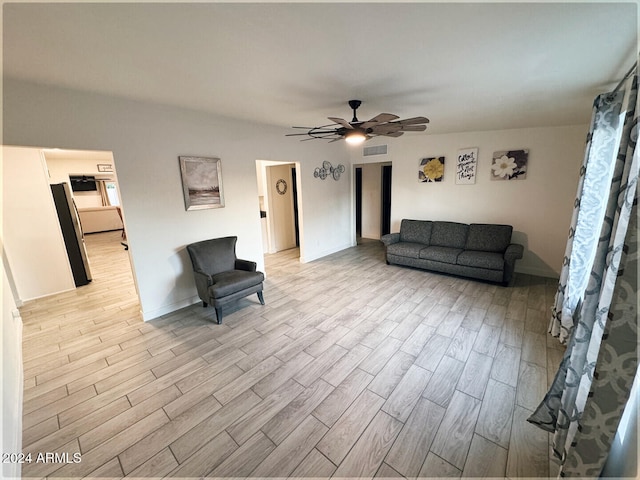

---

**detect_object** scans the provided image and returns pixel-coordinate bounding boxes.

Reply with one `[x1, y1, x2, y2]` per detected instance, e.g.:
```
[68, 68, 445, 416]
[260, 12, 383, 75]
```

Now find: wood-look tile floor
[20, 231, 565, 479]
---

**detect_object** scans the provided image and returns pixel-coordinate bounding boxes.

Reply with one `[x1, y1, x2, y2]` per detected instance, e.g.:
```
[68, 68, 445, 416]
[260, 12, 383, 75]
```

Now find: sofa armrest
[381, 233, 400, 246]
[504, 243, 524, 260]
[235, 259, 257, 272]
[502, 243, 524, 285]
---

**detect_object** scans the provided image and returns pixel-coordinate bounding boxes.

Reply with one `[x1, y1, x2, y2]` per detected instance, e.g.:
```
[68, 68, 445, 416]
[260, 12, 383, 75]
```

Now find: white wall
[4, 80, 352, 320]
[3, 146, 76, 301]
[299, 160, 353, 261]
[1, 261, 23, 479]
[351, 125, 587, 277]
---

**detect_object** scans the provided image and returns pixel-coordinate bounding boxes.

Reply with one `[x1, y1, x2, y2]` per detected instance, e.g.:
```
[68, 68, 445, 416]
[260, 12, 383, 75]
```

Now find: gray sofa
[381, 219, 524, 284]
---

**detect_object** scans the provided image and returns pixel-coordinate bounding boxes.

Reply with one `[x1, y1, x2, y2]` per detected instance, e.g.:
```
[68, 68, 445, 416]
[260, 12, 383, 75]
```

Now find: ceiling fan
[286, 100, 429, 145]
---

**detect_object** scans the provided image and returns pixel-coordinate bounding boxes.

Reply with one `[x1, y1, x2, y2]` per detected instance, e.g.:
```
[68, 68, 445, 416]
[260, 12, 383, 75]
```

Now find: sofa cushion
[430, 222, 469, 249]
[419, 246, 464, 264]
[400, 219, 432, 244]
[465, 224, 513, 253]
[387, 242, 426, 258]
[457, 250, 504, 271]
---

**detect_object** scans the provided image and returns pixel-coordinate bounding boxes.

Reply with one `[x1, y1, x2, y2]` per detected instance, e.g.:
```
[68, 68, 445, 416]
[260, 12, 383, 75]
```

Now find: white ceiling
[3, 2, 638, 137]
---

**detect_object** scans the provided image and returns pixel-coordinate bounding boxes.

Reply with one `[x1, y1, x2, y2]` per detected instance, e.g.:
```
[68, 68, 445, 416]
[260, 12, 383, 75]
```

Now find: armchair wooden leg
[214, 306, 223, 324]
[257, 291, 265, 305]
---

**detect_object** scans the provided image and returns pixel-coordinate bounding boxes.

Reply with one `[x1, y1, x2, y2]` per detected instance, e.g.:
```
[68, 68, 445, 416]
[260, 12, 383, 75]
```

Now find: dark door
[355, 167, 362, 237]
[381, 165, 392, 236]
[292, 167, 300, 247]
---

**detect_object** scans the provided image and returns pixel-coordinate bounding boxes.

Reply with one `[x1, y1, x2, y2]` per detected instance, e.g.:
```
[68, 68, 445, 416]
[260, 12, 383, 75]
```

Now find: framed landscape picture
[179, 156, 225, 210]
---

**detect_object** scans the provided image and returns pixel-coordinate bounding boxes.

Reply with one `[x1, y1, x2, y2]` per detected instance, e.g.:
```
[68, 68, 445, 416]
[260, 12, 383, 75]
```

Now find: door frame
[353, 161, 392, 241]
[256, 159, 303, 257]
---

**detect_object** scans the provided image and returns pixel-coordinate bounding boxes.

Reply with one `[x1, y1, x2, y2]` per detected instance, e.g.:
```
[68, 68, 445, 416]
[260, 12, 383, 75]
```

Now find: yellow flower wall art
[491, 149, 528, 180]
[419, 156, 445, 182]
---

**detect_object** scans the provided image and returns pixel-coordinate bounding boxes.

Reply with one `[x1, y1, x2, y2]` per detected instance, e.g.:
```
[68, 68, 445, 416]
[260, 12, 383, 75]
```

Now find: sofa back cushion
[465, 224, 513, 252]
[400, 219, 433, 244]
[430, 221, 469, 249]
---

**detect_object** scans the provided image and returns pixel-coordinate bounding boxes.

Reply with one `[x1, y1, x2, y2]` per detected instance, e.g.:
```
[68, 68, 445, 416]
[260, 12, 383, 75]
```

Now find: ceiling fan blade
[391, 116, 430, 126]
[360, 113, 400, 129]
[399, 124, 427, 132]
[369, 123, 403, 134]
[377, 131, 404, 137]
[328, 117, 353, 129]
[286, 129, 339, 137]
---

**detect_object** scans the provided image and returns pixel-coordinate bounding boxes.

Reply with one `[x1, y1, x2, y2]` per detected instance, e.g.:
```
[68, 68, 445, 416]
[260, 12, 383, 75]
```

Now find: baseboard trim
[141, 295, 200, 321]
[21, 286, 76, 304]
[300, 242, 354, 264]
[515, 265, 559, 279]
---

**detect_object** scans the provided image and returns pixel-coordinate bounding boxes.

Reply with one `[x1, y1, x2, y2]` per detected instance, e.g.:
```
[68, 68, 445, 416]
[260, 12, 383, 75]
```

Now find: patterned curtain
[563, 199, 637, 476]
[549, 91, 625, 343]
[528, 69, 638, 478]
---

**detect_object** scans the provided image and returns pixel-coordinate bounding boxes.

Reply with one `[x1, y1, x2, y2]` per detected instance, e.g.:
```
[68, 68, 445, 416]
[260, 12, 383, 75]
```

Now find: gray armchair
[186, 236, 265, 324]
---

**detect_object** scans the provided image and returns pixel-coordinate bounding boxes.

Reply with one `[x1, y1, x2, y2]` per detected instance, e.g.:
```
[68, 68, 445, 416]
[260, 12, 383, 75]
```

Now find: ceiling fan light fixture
[345, 130, 367, 145]
[286, 100, 428, 143]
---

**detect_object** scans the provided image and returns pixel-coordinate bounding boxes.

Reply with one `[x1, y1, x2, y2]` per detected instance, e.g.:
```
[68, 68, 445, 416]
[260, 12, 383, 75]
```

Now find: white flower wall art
[491, 149, 528, 180]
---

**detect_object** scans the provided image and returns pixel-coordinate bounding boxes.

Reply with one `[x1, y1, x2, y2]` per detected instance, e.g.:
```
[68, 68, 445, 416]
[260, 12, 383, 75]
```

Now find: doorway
[354, 162, 392, 241]
[3, 146, 139, 306]
[42, 149, 136, 289]
[256, 160, 301, 258]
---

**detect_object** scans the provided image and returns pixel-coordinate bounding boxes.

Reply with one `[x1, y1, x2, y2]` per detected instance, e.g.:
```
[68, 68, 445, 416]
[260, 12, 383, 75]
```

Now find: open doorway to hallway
[354, 161, 392, 243]
[255, 160, 302, 269]
[3, 145, 138, 307]
[41, 148, 136, 290]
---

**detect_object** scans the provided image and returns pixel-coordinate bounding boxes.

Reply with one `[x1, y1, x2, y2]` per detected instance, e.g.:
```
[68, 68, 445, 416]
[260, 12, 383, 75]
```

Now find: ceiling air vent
[363, 144, 388, 157]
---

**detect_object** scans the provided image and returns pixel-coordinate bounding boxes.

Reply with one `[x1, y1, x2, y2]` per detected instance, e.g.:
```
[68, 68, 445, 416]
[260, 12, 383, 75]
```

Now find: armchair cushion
[210, 270, 265, 298]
